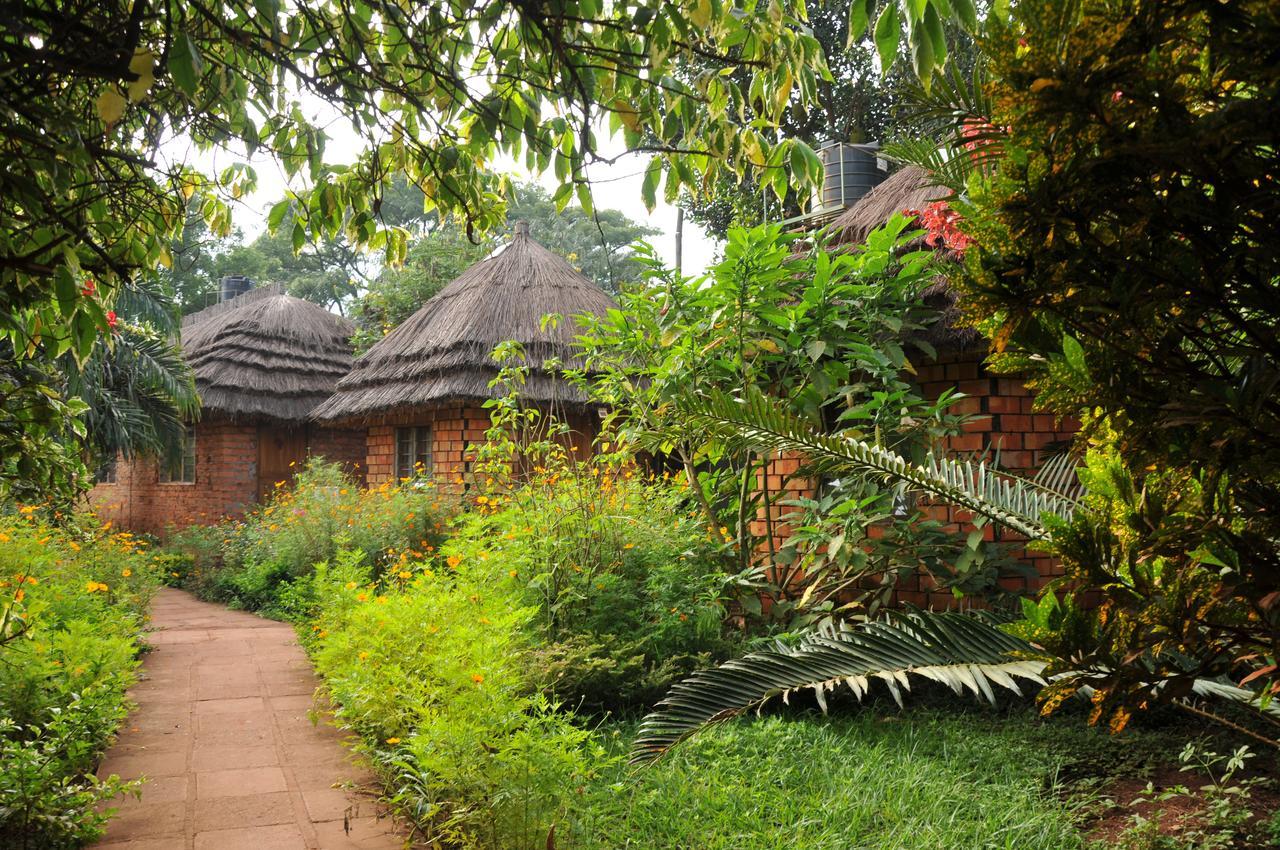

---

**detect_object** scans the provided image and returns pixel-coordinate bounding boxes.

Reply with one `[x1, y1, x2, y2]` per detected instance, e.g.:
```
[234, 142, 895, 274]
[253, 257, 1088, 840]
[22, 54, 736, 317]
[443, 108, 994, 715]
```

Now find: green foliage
[0, 513, 162, 848]
[177, 459, 453, 614]
[579, 220, 983, 617]
[631, 608, 1050, 762]
[890, 0, 1280, 717]
[446, 467, 738, 712]
[304, 552, 606, 849]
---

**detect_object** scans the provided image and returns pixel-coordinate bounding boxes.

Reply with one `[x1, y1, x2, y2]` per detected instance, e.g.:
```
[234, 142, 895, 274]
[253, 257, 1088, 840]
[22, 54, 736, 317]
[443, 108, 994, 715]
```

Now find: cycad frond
[631, 609, 1049, 763]
[686, 390, 1079, 541]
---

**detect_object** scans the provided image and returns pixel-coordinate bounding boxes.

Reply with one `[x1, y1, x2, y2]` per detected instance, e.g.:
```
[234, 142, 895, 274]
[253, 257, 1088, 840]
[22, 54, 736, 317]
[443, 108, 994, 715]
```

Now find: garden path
[93, 588, 408, 850]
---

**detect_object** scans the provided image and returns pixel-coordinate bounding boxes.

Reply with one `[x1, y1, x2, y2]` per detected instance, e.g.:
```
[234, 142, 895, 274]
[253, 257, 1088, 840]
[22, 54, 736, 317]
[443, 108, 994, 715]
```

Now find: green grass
[566, 708, 1143, 850]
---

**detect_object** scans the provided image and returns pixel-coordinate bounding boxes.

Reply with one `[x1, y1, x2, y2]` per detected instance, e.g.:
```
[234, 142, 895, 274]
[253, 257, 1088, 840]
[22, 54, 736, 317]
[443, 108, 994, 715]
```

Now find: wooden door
[258, 427, 308, 502]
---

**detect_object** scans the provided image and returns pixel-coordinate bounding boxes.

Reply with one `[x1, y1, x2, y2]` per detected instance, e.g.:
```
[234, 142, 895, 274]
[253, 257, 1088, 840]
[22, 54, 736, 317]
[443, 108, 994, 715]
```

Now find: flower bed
[0, 510, 163, 848]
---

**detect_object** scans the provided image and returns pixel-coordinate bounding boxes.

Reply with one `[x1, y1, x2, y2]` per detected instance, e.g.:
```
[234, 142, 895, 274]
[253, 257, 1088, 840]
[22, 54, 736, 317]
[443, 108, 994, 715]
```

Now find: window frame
[95, 454, 118, 486]
[394, 425, 432, 480]
[159, 426, 197, 485]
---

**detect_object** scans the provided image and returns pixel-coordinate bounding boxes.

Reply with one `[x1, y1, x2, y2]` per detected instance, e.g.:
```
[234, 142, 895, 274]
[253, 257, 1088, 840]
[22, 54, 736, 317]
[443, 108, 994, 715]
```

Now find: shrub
[184, 459, 454, 616]
[447, 466, 741, 711]
[304, 551, 606, 849]
[0, 511, 162, 848]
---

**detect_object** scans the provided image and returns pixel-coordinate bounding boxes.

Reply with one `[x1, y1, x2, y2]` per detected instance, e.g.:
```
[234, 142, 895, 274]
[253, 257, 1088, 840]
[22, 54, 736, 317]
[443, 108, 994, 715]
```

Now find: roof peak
[513, 219, 530, 238]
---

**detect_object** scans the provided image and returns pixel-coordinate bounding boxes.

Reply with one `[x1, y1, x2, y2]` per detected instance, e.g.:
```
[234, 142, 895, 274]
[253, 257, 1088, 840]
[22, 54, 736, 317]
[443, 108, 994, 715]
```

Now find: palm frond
[631, 609, 1049, 763]
[686, 390, 1080, 540]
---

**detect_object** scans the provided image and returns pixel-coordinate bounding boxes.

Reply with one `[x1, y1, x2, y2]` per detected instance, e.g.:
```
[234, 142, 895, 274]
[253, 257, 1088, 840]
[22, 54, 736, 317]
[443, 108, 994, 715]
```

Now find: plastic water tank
[219, 275, 254, 302]
[817, 142, 888, 210]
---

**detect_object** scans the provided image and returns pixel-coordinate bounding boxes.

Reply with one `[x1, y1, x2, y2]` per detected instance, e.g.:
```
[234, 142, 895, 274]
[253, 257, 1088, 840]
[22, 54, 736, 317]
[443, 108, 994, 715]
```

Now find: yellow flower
[376, 596, 387, 605]
[356, 592, 368, 602]
[19, 505, 36, 515]
[14, 589, 24, 602]
[68, 541, 80, 552]
[385, 737, 401, 745]
[121, 568, 132, 577]
[346, 581, 358, 590]
[358, 651, 370, 661]
[508, 570, 518, 578]
[397, 570, 411, 580]
[446, 555, 462, 569]
[623, 543, 635, 550]
[84, 581, 108, 593]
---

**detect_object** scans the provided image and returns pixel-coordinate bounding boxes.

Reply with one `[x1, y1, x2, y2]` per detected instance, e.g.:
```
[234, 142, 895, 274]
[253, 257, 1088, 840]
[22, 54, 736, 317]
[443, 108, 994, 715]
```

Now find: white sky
[176, 112, 723, 280]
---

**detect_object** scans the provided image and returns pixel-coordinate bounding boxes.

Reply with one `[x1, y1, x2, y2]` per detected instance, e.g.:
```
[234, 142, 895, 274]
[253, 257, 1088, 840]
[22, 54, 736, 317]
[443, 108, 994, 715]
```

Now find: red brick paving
[94, 588, 407, 849]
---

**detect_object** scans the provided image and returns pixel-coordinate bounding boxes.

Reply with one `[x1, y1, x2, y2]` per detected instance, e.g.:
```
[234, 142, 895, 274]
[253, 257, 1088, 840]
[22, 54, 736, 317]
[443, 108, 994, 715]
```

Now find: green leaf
[1062, 335, 1088, 377]
[874, 3, 900, 73]
[169, 33, 203, 96]
[267, 199, 291, 232]
[847, 0, 874, 46]
[951, 0, 980, 30]
[641, 156, 662, 211]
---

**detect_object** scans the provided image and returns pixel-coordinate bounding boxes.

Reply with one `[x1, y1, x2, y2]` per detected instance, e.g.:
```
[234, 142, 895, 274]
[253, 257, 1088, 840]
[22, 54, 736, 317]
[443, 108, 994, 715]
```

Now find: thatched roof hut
[827, 164, 980, 352]
[182, 284, 356, 422]
[314, 221, 617, 424]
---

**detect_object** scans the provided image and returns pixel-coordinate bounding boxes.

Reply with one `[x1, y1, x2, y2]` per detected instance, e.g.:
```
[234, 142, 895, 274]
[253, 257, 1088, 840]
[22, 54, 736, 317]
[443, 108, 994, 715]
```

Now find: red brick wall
[87, 420, 369, 536]
[363, 402, 599, 492]
[307, 425, 368, 486]
[752, 350, 1080, 606]
[88, 419, 257, 535]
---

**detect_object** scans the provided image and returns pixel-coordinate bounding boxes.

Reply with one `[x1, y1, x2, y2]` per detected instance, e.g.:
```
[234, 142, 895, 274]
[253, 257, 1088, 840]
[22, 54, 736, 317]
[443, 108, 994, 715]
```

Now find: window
[160, 426, 196, 484]
[95, 455, 118, 485]
[395, 426, 432, 480]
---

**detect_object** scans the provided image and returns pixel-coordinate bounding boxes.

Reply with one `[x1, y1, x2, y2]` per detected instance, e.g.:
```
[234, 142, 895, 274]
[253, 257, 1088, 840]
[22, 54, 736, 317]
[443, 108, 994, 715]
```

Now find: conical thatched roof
[181, 284, 356, 422]
[313, 222, 618, 424]
[828, 165, 948, 246]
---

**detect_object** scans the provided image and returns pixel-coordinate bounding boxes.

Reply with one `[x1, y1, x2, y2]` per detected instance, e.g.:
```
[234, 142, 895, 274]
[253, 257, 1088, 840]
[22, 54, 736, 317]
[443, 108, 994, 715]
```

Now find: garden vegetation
[0, 512, 163, 848]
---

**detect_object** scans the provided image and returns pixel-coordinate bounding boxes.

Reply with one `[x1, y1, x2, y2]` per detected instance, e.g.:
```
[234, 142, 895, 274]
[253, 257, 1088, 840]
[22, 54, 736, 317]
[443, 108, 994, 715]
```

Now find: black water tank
[219, 275, 254, 302]
[818, 142, 888, 210]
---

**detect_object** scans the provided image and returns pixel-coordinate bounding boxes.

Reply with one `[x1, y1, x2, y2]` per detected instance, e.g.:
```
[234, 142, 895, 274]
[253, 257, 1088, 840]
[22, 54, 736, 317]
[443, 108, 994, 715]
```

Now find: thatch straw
[182, 284, 356, 422]
[313, 222, 618, 424]
[828, 165, 949, 246]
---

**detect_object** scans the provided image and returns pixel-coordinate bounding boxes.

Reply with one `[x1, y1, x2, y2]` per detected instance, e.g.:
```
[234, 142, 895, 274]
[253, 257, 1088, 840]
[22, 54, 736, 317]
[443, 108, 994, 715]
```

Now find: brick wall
[307, 425, 368, 486]
[87, 420, 369, 536]
[363, 401, 600, 492]
[88, 419, 258, 535]
[752, 350, 1080, 606]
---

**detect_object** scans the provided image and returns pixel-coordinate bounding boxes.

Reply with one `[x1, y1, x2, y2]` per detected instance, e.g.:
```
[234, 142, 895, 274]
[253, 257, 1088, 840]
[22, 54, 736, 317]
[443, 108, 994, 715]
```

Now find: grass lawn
[567, 707, 1188, 850]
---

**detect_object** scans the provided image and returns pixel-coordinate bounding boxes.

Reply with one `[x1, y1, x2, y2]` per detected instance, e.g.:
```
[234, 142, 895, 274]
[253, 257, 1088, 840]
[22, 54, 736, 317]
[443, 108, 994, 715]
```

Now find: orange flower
[446, 554, 462, 569]
[471, 673, 484, 685]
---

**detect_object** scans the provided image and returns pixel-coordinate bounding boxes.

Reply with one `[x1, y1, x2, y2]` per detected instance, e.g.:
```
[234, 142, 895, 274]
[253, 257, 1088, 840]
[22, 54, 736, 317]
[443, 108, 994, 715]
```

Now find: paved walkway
[95, 588, 408, 850]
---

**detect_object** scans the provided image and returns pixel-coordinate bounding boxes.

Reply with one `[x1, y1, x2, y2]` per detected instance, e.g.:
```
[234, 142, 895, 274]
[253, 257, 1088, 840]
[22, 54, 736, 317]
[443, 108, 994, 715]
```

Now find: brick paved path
[94, 588, 407, 850]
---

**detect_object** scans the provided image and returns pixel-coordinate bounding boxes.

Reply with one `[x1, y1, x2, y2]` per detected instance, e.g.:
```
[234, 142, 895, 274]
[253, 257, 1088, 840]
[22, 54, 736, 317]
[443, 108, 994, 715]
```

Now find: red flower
[81, 277, 96, 297]
[106, 310, 118, 331]
[904, 201, 973, 257]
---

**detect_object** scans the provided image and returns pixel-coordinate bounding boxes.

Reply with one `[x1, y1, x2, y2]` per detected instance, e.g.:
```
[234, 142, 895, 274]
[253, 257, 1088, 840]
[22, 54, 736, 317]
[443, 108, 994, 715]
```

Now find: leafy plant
[0, 513, 161, 848]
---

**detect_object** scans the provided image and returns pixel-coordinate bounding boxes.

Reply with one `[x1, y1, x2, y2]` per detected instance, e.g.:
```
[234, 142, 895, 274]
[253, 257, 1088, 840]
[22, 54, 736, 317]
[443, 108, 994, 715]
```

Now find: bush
[303, 551, 605, 849]
[0, 510, 162, 848]
[181, 459, 454, 616]
[447, 465, 741, 711]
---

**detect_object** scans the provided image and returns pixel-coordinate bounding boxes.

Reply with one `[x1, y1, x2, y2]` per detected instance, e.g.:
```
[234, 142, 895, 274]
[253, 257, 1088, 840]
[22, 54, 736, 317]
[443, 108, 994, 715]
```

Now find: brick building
[751, 166, 1079, 604]
[313, 221, 614, 489]
[89, 283, 365, 534]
